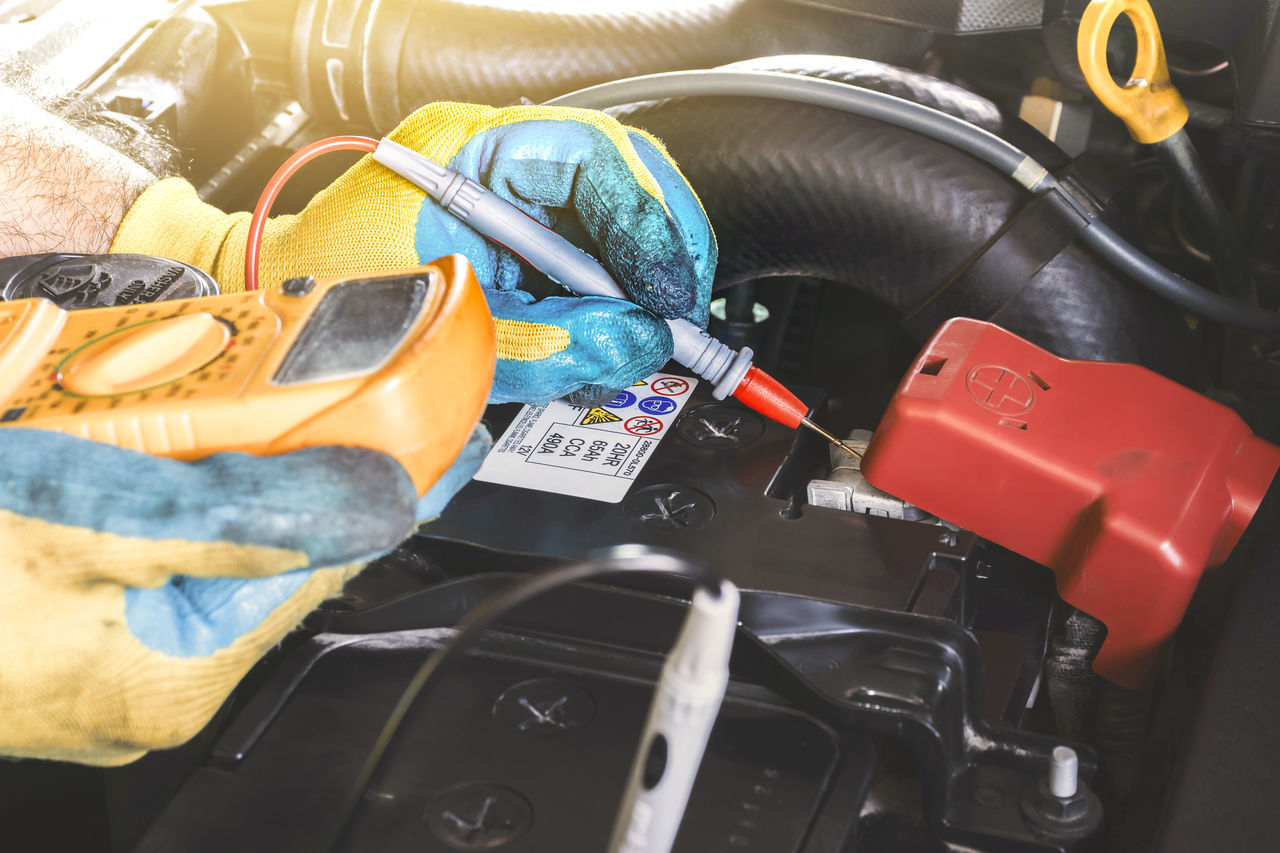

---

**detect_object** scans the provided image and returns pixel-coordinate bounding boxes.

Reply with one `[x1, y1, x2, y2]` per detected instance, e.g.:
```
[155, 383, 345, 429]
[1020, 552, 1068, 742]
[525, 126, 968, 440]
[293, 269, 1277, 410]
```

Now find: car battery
[128, 378, 1073, 852]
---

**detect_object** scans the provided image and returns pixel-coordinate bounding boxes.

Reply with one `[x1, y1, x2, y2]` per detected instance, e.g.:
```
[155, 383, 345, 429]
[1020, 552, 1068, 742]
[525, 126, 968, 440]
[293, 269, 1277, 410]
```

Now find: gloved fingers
[623, 129, 717, 327]
[118, 426, 496, 664]
[485, 289, 674, 405]
[436, 111, 707, 320]
[65, 424, 492, 759]
[0, 560, 359, 764]
[416, 424, 492, 522]
[121, 562, 361, 661]
[412, 196, 521, 291]
[0, 430, 418, 587]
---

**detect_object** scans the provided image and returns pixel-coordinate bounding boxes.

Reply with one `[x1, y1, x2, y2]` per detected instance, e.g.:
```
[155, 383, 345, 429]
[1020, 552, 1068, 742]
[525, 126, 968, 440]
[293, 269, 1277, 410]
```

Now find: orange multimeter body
[0, 254, 496, 496]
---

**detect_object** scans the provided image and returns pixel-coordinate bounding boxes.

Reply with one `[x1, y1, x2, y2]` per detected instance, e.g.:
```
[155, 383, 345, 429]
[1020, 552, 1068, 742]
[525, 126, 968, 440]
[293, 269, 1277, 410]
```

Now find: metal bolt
[624, 484, 715, 530]
[423, 783, 532, 849]
[1020, 747, 1102, 839]
[1049, 746, 1078, 798]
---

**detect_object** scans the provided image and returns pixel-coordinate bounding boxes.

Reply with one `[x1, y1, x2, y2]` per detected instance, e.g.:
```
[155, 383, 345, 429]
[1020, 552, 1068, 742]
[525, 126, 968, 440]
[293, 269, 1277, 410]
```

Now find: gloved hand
[110, 103, 717, 404]
[0, 426, 489, 765]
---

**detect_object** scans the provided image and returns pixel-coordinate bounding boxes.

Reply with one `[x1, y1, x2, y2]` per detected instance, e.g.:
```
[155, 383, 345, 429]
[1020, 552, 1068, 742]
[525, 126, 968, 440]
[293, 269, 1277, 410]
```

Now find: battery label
[474, 372, 697, 503]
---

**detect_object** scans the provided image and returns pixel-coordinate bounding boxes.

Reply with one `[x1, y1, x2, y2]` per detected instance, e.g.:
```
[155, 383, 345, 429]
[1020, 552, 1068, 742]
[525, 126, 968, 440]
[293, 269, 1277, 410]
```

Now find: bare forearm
[0, 86, 159, 255]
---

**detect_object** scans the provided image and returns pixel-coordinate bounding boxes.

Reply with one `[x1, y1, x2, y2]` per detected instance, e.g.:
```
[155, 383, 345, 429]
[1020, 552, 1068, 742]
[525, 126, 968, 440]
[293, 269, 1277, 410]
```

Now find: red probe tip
[732, 366, 808, 429]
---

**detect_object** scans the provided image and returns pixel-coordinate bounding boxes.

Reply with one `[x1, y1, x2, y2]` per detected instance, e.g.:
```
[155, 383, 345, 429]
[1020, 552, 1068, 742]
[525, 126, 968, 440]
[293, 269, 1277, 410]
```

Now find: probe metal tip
[800, 417, 862, 459]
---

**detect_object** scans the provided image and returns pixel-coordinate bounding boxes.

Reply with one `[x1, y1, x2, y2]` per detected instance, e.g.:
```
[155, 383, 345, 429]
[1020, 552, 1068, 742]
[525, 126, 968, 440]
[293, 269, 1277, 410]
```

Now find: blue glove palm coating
[129, 428, 489, 656]
[411, 122, 716, 404]
[0, 428, 482, 657]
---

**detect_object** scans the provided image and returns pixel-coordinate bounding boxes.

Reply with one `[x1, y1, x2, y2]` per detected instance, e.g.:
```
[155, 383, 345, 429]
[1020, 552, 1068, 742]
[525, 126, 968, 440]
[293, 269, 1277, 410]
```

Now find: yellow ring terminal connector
[1077, 0, 1189, 144]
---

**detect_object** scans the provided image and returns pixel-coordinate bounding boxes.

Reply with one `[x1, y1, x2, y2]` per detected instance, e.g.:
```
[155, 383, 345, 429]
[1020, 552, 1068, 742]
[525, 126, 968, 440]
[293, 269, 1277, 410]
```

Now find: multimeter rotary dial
[57, 312, 235, 397]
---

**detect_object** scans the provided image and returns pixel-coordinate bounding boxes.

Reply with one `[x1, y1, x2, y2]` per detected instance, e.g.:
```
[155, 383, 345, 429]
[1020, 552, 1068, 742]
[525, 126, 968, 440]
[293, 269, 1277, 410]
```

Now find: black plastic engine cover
[134, 626, 869, 853]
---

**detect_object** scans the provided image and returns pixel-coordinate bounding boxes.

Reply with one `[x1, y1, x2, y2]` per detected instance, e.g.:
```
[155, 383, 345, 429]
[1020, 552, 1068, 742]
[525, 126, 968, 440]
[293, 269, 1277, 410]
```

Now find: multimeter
[0, 254, 496, 496]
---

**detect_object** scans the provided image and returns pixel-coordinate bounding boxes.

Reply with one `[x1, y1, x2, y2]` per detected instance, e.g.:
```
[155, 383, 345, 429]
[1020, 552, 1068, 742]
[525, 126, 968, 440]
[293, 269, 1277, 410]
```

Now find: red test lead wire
[244, 135, 379, 291]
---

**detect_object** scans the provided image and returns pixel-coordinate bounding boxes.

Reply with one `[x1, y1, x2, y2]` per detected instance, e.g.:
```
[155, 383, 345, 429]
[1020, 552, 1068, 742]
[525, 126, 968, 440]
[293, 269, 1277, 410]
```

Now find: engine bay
[2, 1, 1279, 850]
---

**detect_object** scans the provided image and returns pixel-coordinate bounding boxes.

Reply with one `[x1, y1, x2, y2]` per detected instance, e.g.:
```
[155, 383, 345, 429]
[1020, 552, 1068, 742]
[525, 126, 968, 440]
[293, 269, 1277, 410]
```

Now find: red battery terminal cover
[861, 318, 1280, 688]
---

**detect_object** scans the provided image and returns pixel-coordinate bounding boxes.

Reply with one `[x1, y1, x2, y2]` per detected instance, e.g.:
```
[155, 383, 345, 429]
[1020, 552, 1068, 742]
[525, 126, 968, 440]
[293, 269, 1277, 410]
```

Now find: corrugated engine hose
[290, 0, 1224, 380]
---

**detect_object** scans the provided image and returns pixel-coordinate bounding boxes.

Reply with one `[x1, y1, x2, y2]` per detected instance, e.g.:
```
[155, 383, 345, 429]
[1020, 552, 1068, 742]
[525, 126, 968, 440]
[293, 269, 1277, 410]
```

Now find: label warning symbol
[625, 415, 664, 436]
[651, 377, 689, 397]
[581, 407, 622, 425]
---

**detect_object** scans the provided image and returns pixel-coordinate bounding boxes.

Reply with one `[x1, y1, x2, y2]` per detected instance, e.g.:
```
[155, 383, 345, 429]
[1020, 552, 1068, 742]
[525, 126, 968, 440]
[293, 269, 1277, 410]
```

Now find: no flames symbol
[965, 364, 1035, 415]
[651, 377, 690, 397]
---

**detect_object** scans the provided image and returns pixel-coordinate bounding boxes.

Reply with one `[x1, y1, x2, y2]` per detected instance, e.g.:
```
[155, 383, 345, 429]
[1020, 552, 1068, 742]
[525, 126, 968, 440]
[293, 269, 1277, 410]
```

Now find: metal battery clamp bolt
[1020, 746, 1102, 840]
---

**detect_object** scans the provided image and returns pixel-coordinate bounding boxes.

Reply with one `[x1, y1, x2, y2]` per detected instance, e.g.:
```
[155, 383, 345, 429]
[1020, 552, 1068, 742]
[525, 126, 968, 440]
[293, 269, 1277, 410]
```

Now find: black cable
[1078, 222, 1271, 332]
[1154, 131, 1256, 305]
[326, 546, 720, 852]
[549, 70, 1280, 335]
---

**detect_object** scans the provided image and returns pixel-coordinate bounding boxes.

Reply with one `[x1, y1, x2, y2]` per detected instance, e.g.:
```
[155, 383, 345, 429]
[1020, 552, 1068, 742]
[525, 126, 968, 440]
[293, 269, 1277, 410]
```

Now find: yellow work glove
[0, 427, 488, 765]
[111, 103, 717, 405]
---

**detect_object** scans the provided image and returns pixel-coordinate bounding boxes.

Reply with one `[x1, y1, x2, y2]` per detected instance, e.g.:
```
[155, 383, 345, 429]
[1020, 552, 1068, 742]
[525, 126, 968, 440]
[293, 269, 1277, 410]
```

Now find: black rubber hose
[1153, 132, 1256, 305]
[291, 0, 931, 132]
[555, 69, 1280, 335]
[606, 59, 1203, 379]
[297, 27, 1204, 376]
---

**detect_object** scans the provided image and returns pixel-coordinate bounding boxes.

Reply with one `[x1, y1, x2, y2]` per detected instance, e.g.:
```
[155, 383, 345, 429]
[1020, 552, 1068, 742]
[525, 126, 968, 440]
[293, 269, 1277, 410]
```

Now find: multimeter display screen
[273, 275, 429, 385]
